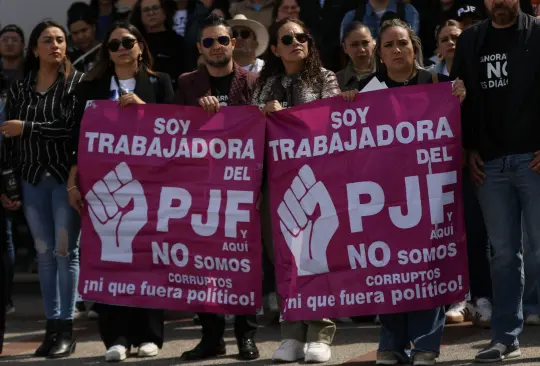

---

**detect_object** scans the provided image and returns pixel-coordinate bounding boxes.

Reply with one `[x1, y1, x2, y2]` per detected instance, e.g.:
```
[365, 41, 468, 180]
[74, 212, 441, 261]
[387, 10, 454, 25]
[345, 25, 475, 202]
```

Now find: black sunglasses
[107, 37, 138, 52]
[201, 36, 231, 49]
[280, 33, 310, 46]
[233, 29, 253, 40]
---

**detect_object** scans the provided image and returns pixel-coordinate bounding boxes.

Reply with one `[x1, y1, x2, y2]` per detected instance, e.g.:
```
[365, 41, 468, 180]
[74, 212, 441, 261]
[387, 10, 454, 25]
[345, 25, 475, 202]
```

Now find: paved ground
[2, 287, 540, 365]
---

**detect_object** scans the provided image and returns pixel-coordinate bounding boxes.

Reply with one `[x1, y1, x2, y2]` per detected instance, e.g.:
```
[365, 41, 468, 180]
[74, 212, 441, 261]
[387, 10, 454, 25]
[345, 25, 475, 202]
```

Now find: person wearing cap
[68, 2, 101, 72]
[0, 25, 25, 87]
[456, 4, 485, 29]
[229, 14, 268, 72]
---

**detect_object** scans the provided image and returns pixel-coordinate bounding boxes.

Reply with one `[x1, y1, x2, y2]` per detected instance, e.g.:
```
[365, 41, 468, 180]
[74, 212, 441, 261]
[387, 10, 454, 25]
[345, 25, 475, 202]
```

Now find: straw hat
[228, 14, 269, 57]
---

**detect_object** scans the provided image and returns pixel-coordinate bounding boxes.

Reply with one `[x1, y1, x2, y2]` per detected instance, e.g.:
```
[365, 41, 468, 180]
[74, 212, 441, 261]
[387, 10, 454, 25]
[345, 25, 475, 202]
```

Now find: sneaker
[413, 351, 437, 365]
[445, 301, 469, 323]
[5, 304, 15, 315]
[272, 339, 305, 362]
[304, 342, 331, 363]
[105, 345, 128, 362]
[525, 314, 540, 325]
[475, 343, 520, 363]
[376, 351, 409, 365]
[472, 298, 492, 328]
[138, 342, 159, 357]
[374, 315, 381, 325]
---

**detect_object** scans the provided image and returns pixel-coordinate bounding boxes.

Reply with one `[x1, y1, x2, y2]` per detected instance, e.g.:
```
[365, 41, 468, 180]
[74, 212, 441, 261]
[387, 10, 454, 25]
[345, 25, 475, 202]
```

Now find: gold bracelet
[66, 186, 78, 192]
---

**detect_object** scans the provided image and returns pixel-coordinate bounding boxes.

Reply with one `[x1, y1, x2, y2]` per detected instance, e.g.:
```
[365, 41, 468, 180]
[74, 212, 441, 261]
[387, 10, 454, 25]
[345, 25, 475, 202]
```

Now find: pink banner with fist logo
[266, 83, 468, 320]
[77, 101, 264, 314]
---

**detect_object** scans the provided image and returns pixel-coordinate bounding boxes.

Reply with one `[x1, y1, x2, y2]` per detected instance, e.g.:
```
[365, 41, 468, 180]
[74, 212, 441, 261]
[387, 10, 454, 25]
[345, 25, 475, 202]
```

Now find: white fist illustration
[85, 162, 148, 263]
[278, 165, 338, 276]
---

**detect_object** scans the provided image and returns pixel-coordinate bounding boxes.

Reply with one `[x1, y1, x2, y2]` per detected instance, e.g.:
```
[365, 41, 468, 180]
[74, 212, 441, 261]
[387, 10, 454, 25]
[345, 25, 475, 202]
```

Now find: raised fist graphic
[85, 162, 147, 263]
[278, 165, 338, 276]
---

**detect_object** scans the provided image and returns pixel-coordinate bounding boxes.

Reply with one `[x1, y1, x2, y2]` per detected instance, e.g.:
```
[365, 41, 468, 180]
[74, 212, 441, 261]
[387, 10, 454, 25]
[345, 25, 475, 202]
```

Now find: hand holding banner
[266, 82, 468, 320]
[78, 101, 265, 314]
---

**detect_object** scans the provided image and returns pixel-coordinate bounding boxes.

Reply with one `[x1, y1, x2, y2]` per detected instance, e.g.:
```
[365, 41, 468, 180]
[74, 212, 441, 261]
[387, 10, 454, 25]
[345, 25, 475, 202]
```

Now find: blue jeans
[5, 216, 14, 306]
[22, 174, 80, 320]
[378, 307, 446, 355]
[475, 153, 540, 346]
[523, 219, 540, 316]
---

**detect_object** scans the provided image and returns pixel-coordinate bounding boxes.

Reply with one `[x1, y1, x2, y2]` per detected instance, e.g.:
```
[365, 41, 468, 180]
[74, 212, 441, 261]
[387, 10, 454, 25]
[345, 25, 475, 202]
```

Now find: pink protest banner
[266, 83, 468, 320]
[77, 101, 264, 314]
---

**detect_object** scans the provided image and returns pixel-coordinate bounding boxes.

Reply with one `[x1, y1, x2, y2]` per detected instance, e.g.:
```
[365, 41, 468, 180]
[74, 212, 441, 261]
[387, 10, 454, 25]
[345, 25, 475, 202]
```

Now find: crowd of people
[0, 0, 539, 365]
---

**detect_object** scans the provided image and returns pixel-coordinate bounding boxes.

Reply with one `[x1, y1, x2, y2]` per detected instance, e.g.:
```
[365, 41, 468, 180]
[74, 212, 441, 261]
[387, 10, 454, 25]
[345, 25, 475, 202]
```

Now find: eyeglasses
[280, 33, 310, 46]
[107, 37, 138, 52]
[142, 4, 161, 14]
[233, 29, 253, 40]
[201, 36, 230, 49]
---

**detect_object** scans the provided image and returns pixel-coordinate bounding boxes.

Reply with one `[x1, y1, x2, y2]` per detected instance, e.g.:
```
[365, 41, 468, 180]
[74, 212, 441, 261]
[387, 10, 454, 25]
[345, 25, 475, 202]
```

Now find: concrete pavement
[2, 290, 540, 365]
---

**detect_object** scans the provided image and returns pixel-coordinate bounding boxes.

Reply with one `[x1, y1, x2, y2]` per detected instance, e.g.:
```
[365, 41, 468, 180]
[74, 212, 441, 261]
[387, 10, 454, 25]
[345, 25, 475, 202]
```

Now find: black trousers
[96, 304, 164, 349]
[197, 312, 257, 344]
[462, 169, 492, 299]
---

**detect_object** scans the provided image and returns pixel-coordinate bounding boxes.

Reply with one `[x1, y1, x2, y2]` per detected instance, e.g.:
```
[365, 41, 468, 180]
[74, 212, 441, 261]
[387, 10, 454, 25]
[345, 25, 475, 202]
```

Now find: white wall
[0, 0, 89, 43]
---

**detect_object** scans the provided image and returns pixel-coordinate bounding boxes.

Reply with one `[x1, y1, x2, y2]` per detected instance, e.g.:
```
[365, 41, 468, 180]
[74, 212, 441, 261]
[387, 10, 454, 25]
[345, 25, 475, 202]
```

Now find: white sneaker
[138, 342, 159, 357]
[305, 342, 331, 363]
[87, 309, 99, 320]
[272, 339, 305, 362]
[105, 345, 127, 362]
[472, 297, 492, 328]
[445, 301, 469, 323]
[525, 314, 540, 325]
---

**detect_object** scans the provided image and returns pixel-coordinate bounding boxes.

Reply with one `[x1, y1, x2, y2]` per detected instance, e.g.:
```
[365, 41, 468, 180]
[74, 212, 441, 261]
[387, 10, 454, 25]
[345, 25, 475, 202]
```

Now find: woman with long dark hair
[343, 19, 465, 366]
[252, 17, 340, 364]
[130, 0, 186, 88]
[0, 20, 84, 359]
[68, 22, 173, 363]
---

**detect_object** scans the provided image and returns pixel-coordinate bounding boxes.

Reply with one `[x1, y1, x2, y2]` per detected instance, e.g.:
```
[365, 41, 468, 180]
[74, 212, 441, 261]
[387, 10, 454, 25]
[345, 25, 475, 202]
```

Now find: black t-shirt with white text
[478, 23, 519, 155]
[210, 73, 233, 106]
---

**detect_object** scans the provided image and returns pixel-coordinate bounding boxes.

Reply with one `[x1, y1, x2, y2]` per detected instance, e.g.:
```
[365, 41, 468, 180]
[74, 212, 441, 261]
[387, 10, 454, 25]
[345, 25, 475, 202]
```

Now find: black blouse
[2, 69, 84, 185]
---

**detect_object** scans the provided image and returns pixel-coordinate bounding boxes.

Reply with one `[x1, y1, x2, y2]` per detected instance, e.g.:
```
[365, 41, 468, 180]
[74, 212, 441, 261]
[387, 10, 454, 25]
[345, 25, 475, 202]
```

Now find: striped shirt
[2, 69, 84, 185]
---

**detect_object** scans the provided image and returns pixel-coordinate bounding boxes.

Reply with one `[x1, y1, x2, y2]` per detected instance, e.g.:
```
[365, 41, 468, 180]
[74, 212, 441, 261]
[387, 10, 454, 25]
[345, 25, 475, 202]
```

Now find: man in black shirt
[452, 1, 540, 363]
[174, 14, 260, 362]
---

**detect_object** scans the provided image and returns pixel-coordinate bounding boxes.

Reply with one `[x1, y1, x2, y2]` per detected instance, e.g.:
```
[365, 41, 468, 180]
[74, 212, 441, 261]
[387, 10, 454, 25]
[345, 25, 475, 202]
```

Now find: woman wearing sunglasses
[68, 22, 174, 363]
[252, 17, 340, 364]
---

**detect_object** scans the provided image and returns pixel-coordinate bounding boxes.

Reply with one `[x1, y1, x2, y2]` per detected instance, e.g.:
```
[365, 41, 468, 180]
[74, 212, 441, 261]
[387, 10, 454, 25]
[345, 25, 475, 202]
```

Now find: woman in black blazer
[67, 21, 173, 363]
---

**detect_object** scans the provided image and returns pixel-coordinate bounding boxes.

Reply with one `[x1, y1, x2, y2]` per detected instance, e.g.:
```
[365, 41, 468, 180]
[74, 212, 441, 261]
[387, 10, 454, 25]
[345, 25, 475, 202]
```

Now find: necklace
[402, 68, 417, 86]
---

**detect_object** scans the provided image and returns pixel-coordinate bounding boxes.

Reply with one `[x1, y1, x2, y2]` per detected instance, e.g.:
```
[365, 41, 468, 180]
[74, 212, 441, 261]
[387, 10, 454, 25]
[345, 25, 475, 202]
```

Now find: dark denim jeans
[462, 169, 492, 300]
[475, 153, 540, 346]
[378, 306, 446, 355]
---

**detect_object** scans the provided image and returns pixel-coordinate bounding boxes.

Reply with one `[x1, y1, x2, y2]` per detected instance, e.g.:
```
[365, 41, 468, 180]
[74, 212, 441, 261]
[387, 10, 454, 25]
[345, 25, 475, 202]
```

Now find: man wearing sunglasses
[175, 14, 260, 361]
[228, 14, 268, 73]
